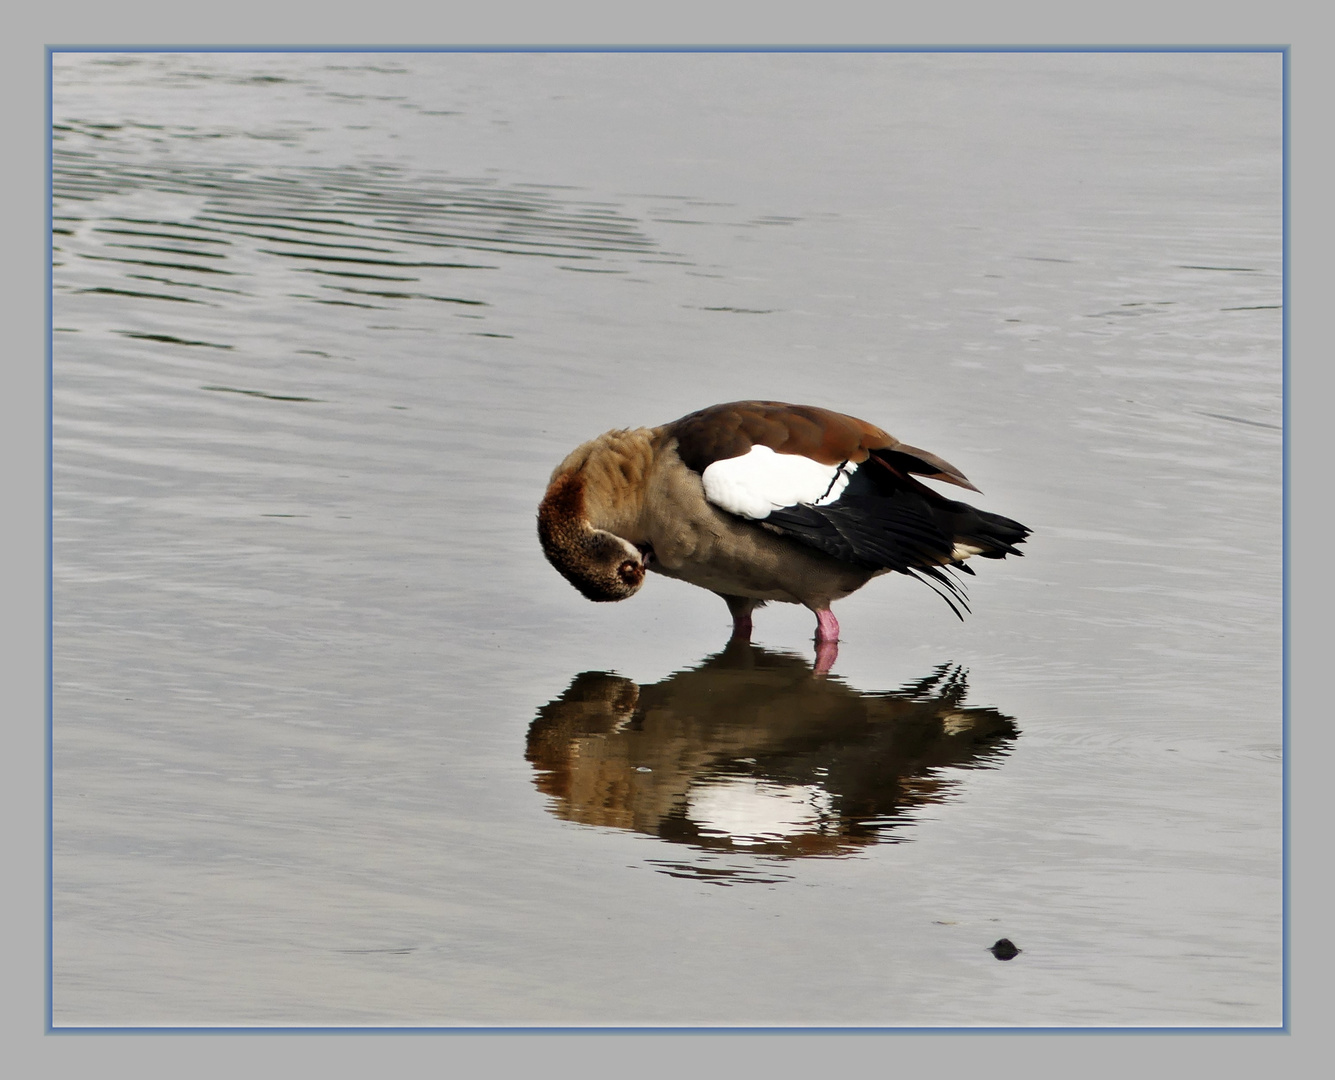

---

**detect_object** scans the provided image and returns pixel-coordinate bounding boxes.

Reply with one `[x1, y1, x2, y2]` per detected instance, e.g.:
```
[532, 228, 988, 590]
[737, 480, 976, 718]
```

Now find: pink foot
[813, 609, 840, 675]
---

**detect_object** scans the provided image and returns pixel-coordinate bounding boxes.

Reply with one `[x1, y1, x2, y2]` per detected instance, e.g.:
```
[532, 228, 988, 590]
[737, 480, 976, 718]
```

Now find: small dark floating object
[990, 938, 1020, 961]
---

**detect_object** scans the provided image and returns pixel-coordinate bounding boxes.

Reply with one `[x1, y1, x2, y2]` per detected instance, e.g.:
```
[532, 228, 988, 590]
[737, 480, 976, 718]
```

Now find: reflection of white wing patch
[701, 444, 857, 520]
[687, 776, 835, 845]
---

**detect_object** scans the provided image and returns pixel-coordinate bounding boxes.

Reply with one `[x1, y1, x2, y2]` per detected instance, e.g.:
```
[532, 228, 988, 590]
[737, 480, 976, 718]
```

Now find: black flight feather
[746, 449, 1028, 616]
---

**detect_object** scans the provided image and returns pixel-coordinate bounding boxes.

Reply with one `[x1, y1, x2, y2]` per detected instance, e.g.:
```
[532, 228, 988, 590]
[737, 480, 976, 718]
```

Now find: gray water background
[51, 50, 1283, 1027]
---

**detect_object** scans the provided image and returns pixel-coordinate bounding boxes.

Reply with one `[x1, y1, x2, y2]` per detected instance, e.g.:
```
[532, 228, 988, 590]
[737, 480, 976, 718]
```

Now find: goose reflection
[526, 642, 1019, 859]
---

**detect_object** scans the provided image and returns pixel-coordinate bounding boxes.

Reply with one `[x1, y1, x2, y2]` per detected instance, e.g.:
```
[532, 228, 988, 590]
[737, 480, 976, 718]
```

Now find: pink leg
[723, 595, 757, 642]
[815, 608, 840, 644]
[813, 608, 840, 675]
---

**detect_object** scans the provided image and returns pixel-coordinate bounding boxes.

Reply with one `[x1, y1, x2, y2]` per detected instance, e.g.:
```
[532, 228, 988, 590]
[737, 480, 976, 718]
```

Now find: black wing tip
[910, 564, 973, 620]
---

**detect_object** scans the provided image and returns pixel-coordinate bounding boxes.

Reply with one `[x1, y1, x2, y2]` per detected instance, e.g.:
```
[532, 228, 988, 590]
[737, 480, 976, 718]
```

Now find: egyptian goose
[538, 401, 1028, 668]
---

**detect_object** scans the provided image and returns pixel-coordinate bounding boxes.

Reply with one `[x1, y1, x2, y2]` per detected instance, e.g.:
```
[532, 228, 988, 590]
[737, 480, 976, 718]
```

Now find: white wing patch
[701, 444, 857, 520]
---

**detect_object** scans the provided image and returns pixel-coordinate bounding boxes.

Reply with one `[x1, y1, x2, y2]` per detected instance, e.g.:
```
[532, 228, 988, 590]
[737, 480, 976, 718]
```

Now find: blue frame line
[45, 45, 55, 1036]
[45, 43, 1288, 54]
[49, 1023, 1289, 1035]
[1280, 44, 1290, 1035]
[44, 42, 1290, 1036]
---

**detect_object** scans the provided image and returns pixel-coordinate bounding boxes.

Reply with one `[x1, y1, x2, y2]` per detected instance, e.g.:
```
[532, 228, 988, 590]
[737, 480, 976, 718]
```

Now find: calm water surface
[51, 51, 1282, 1027]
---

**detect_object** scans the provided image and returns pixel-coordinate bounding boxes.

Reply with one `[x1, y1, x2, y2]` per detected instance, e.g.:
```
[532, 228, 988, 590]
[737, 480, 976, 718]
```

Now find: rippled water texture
[51, 51, 1282, 1027]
